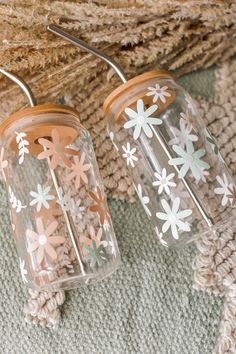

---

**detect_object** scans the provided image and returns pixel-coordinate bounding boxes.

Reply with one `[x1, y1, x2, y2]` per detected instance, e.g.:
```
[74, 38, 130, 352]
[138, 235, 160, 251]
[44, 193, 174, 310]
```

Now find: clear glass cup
[0, 104, 120, 290]
[104, 70, 236, 248]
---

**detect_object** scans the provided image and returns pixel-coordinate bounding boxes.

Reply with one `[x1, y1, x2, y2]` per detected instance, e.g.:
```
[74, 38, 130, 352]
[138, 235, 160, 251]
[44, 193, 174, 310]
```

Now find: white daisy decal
[30, 184, 55, 212]
[214, 173, 233, 206]
[19, 258, 28, 284]
[153, 168, 176, 195]
[169, 118, 198, 148]
[156, 197, 192, 240]
[169, 141, 210, 180]
[124, 99, 161, 140]
[122, 142, 138, 167]
[136, 184, 151, 217]
[146, 84, 171, 103]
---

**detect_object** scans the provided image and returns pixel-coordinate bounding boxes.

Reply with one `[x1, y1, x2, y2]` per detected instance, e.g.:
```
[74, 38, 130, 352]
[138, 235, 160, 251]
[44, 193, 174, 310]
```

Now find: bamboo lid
[0, 103, 80, 154]
[0, 103, 80, 135]
[103, 70, 174, 115]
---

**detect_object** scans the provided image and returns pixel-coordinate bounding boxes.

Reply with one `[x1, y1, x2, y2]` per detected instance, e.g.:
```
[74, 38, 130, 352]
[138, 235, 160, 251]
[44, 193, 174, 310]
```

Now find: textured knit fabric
[0, 196, 223, 354]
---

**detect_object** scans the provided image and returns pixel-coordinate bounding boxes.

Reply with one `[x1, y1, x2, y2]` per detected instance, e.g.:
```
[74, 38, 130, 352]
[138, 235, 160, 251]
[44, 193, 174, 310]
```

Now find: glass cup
[103, 70, 236, 248]
[0, 104, 120, 290]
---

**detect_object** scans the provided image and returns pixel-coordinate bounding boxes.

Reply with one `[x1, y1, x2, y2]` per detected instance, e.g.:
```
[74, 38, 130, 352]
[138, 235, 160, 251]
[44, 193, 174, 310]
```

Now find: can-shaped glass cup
[103, 71, 236, 248]
[0, 104, 120, 290]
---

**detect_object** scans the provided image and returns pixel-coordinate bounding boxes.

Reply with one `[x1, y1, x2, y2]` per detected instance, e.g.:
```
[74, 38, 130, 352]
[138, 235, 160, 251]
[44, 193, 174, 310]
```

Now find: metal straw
[47, 25, 214, 228]
[0, 68, 36, 107]
[0, 68, 85, 274]
[47, 25, 127, 83]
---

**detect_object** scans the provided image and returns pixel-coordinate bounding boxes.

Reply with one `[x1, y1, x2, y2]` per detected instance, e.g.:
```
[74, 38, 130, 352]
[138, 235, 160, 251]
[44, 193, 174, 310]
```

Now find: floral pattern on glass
[180, 111, 196, 132]
[38, 128, 77, 169]
[206, 130, 219, 155]
[27, 218, 65, 265]
[146, 84, 171, 103]
[153, 168, 176, 195]
[169, 118, 198, 148]
[124, 99, 161, 140]
[156, 197, 192, 240]
[81, 226, 107, 268]
[122, 142, 138, 168]
[169, 141, 210, 180]
[16, 132, 29, 165]
[214, 174, 233, 207]
[35, 199, 62, 222]
[30, 184, 55, 212]
[66, 152, 91, 189]
[89, 187, 111, 226]
[9, 186, 26, 213]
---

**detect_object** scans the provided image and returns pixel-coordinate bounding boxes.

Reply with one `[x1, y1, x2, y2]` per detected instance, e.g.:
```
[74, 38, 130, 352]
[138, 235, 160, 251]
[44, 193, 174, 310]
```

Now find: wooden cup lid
[0, 103, 80, 154]
[103, 70, 174, 116]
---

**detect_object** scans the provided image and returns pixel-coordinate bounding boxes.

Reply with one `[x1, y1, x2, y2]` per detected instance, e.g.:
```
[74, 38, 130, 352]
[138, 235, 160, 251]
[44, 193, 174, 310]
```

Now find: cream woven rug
[192, 58, 236, 354]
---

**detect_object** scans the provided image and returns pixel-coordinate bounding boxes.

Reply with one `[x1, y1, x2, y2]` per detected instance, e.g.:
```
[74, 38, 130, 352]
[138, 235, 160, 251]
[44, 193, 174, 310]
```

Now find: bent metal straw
[0, 68, 120, 290]
[48, 25, 236, 248]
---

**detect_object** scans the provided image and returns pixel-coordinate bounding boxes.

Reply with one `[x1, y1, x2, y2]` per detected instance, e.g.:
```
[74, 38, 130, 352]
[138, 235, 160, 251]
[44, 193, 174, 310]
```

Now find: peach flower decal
[66, 152, 91, 188]
[89, 187, 111, 226]
[35, 200, 62, 222]
[27, 218, 65, 264]
[38, 129, 77, 169]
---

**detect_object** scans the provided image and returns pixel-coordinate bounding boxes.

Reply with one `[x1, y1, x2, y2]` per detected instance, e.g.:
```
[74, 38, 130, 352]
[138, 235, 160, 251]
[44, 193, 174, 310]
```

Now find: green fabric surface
[0, 67, 223, 354]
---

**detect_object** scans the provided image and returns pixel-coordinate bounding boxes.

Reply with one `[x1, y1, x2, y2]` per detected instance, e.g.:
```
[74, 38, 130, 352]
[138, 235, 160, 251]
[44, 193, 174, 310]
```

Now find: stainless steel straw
[0, 68, 85, 274]
[47, 24, 214, 228]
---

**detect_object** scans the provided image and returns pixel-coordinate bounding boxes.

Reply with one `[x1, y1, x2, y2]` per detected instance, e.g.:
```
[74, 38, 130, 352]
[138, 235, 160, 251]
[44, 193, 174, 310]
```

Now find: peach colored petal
[96, 228, 103, 242]
[99, 213, 105, 225]
[36, 218, 44, 235]
[45, 220, 58, 237]
[89, 205, 100, 213]
[37, 149, 53, 160]
[52, 129, 60, 145]
[89, 225, 95, 238]
[64, 148, 78, 156]
[35, 199, 62, 221]
[38, 138, 54, 149]
[37, 246, 45, 264]
[89, 191, 99, 203]
[27, 241, 39, 252]
[51, 154, 59, 169]
[45, 243, 58, 260]
[48, 236, 65, 244]
[61, 154, 71, 168]
[61, 136, 72, 146]
[80, 236, 91, 247]
[97, 188, 103, 200]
